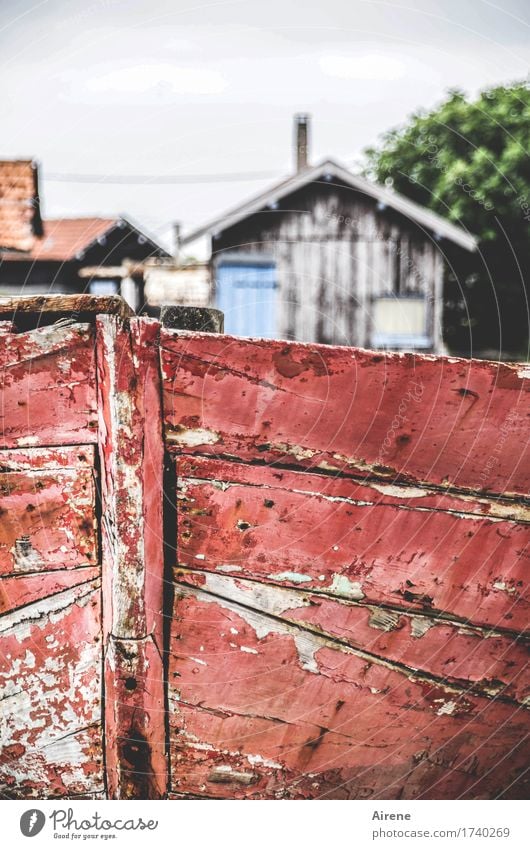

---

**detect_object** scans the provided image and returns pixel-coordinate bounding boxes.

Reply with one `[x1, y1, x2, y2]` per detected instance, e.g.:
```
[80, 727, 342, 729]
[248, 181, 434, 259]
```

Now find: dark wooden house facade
[183, 120, 477, 353]
[0, 160, 170, 309]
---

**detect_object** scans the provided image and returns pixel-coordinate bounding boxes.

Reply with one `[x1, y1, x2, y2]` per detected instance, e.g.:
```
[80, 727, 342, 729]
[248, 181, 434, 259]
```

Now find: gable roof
[182, 158, 477, 252]
[0, 159, 41, 252]
[1, 216, 171, 262]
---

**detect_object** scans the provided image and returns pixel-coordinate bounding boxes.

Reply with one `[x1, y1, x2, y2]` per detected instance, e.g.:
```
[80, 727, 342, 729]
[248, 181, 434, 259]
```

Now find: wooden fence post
[96, 315, 167, 799]
[160, 305, 224, 334]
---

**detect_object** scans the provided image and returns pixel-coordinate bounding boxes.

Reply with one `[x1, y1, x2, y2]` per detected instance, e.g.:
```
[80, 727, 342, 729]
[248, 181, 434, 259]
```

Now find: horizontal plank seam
[173, 578, 529, 708]
[172, 566, 529, 642]
[171, 697, 392, 746]
[0, 579, 101, 631]
[170, 451, 530, 507]
[161, 348, 318, 400]
[0, 564, 101, 580]
[40, 722, 101, 750]
[177, 473, 530, 524]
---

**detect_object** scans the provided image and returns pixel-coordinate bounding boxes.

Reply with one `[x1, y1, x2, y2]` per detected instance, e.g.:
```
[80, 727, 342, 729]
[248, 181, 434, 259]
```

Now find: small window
[89, 279, 119, 296]
[371, 296, 431, 350]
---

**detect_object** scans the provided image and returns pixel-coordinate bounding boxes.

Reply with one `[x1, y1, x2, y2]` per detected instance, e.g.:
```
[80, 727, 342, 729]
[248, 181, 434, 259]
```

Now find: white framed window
[371, 295, 431, 350]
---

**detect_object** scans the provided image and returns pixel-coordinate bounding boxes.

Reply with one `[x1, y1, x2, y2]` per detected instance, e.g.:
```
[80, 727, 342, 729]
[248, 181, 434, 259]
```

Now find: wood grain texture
[96, 315, 167, 799]
[0, 446, 98, 576]
[0, 566, 101, 616]
[161, 331, 530, 498]
[174, 569, 529, 705]
[174, 457, 529, 633]
[170, 455, 529, 799]
[169, 584, 529, 800]
[0, 580, 104, 799]
[0, 323, 98, 448]
[163, 330, 530, 800]
[0, 294, 133, 319]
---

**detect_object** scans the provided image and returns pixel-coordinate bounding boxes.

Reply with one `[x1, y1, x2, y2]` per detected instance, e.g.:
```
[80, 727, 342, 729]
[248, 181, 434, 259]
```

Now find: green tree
[364, 82, 530, 358]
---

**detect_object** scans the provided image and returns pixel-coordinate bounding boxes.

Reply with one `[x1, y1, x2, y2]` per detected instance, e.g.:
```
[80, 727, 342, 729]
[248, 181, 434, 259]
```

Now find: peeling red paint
[96, 316, 167, 799]
[164, 331, 530, 801]
[0, 324, 98, 449]
[161, 331, 530, 497]
[1, 304, 528, 801]
[169, 588, 529, 799]
[173, 457, 529, 632]
[0, 580, 104, 798]
[0, 446, 98, 575]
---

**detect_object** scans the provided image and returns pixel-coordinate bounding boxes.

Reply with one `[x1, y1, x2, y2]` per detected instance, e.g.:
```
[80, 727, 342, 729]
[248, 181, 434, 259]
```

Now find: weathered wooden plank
[0, 580, 103, 798]
[174, 457, 529, 632]
[0, 446, 98, 575]
[161, 331, 530, 498]
[96, 315, 167, 799]
[169, 585, 529, 800]
[0, 323, 98, 448]
[0, 567, 101, 616]
[0, 445, 95, 471]
[175, 569, 529, 705]
[0, 294, 133, 320]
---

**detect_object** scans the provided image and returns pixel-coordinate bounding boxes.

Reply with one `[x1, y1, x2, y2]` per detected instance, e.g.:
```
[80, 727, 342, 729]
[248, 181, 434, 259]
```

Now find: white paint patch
[273, 442, 315, 461]
[371, 483, 428, 499]
[436, 700, 457, 716]
[190, 657, 207, 666]
[330, 574, 365, 600]
[410, 617, 435, 638]
[240, 646, 258, 654]
[44, 734, 87, 767]
[368, 608, 400, 632]
[16, 436, 40, 447]
[271, 571, 312, 584]
[516, 365, 530, 379]
[215, 564, 243, 573]
[247, 753, 283, 770]
[186, 583, 320, 673]
[199, 572, 311, 619]
[195, 554, 206, 560]
[293, 633, 320, 673]
[493, 581, 516, 594]
[171, 427, 220, 447]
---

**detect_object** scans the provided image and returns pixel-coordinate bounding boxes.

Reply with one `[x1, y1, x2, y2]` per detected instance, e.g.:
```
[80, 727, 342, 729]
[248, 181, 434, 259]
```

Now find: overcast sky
[2, 0, 529, 254]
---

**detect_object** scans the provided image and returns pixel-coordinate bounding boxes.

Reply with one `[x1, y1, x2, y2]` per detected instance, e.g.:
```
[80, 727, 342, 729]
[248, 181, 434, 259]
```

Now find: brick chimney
[294, 113, 310, 172]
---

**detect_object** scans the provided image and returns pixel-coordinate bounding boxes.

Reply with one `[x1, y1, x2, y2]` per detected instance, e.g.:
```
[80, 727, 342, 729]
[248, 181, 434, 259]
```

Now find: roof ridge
[181, 157, 477, 252]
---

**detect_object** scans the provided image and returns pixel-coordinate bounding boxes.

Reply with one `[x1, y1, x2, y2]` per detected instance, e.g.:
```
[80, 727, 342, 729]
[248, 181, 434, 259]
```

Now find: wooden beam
[96, 315, 167, 799]
[0, 294, 134, 320]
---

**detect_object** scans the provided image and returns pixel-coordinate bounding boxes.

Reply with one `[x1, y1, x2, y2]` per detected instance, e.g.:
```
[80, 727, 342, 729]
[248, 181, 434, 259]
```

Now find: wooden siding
[96, 316, 167, 799]
[0, 320, 104, 797]
[213, 182, 445, 351]
[0, 322, 98, 448]
[1, 299, 528, 800]
[162, 329, 529, 800]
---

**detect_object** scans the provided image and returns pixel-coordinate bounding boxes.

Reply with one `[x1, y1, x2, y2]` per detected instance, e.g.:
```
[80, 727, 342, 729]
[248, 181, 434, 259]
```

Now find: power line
[44, 169, 283, 185]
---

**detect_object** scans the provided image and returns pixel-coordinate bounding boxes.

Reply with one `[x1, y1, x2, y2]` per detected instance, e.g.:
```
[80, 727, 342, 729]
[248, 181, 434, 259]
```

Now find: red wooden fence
[0, 296, 528, 800]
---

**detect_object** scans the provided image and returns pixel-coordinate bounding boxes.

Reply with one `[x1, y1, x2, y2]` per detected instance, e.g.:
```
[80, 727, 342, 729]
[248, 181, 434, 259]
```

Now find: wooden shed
[182, 116, 477, 352]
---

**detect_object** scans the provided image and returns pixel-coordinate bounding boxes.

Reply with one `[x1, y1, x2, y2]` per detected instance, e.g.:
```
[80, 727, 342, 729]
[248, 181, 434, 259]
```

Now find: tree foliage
[364, 82, 530, 357]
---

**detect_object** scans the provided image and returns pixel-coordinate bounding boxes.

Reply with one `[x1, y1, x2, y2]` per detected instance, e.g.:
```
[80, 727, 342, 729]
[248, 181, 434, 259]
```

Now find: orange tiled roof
[19, 217, 118, 261]
[0, 160, 40, 252]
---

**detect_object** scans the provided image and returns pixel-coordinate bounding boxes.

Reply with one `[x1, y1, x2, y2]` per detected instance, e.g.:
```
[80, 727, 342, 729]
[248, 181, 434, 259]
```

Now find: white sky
[2, 0, 529, 256]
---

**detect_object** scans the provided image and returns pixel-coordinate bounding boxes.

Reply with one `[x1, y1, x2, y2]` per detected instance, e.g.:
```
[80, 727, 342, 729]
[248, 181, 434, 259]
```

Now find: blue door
[216, 259, 277, 338]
